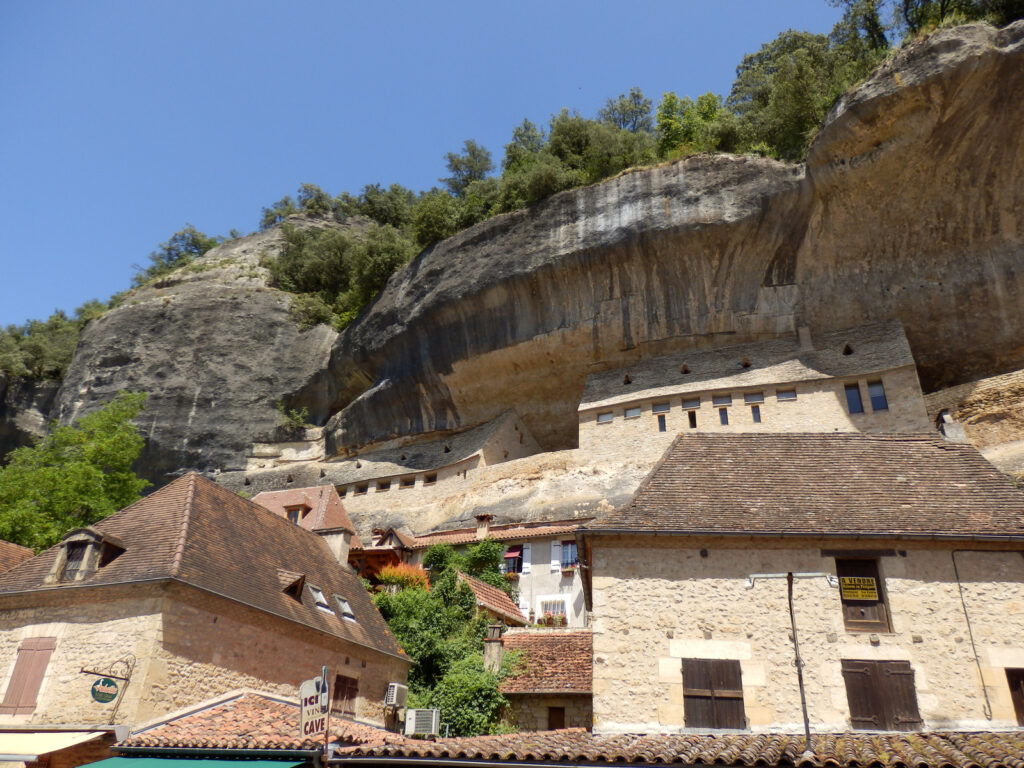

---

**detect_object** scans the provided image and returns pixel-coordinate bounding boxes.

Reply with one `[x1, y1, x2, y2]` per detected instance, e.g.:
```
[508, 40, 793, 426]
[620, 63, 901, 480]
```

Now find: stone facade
[504, 695, 592, 731]
[579, 367, 931, 460]
[0, 582, 408, 729]
[589, 535, 1024, 733]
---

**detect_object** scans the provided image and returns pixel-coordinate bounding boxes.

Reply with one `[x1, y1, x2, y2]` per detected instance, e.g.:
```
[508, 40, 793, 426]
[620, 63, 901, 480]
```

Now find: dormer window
[285, 505, 309, 524]
[62, 542, 88, 581]
[48, 528, 124, 584]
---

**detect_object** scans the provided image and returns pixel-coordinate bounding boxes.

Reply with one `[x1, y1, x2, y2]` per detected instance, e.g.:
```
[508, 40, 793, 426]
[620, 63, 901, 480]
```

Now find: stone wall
[579, 366, 932, 459]
[589, 535, 1024, 733]
[504, 694, 592, 731]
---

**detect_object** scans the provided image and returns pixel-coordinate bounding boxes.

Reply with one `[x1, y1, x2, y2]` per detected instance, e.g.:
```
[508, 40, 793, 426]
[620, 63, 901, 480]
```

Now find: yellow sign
[840, 576, 878, 601]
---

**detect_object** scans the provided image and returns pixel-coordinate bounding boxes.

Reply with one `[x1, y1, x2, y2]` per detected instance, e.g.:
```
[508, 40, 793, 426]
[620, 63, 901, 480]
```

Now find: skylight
[309, 585, 333, 614]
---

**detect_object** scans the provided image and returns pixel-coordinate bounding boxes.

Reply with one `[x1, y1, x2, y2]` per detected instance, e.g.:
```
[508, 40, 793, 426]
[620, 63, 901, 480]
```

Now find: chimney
[798, 325, 814, 352]
[475, 513, 493, 540]
[483, 624, 504, 673]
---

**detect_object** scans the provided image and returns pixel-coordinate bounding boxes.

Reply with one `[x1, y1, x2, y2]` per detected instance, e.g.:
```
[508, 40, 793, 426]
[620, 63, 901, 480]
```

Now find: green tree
[358, 183, 417, 228]
[297, 183, 332, 217]
[428, 654, 512, 736]
[412, 189, 463, 247]
[598, 86, 654, 133]
[441, 140, 494, 198]
[0, 392, 149, 550]
[132, 224, 220, 286]
[347, 224, 417, 306]
[501, 119, 545, 173]
[260, 195, 298, 229]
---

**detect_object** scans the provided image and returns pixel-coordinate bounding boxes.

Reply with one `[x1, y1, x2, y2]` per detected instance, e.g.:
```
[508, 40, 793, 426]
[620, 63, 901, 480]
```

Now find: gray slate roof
[584, 433, 1024, 541]
[579, 320, 915, 412]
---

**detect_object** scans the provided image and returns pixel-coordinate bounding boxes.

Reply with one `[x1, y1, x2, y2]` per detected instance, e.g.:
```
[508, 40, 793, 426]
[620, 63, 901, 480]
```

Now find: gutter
[577, 528, 1024, 544]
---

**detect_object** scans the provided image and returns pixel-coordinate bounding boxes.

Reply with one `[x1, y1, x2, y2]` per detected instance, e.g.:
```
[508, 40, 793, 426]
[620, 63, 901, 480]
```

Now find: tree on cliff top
[0, 392, 149, 550]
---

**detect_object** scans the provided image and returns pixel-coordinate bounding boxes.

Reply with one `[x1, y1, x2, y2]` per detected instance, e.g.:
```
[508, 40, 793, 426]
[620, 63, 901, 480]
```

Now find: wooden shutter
[682, 658, 745, 729]
[550, 541, 561, 572]
[836, 559, 890, 633]
[0, 637, 56, 715]
[521, 543, 531, 574]
[1006, 669, 1024, 726]
[842, 659, 922, 731]
[332, 675, 358, 715]
[547, 706, 566, 730]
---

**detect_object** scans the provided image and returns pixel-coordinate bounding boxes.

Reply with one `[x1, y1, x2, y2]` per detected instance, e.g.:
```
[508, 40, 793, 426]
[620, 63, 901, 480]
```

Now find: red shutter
[1, 637, 56, 715]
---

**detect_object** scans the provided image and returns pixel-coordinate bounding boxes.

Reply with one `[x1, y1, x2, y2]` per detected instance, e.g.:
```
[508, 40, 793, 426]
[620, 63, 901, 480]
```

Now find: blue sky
[0, 1, 843, 327]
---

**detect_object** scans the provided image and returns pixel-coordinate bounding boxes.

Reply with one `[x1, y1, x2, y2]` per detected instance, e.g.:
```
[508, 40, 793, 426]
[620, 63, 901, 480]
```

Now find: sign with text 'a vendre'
[299, 668, 329, 739]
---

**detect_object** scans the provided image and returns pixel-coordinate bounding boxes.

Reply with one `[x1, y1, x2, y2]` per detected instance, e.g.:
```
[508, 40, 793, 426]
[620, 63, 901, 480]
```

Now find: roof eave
[579, 528, 1024, 544]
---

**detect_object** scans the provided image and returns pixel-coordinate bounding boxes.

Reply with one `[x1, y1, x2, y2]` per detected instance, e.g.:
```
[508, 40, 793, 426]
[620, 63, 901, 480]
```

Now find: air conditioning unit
[384, 682, 408, 707]
[404, 708, 441, 736]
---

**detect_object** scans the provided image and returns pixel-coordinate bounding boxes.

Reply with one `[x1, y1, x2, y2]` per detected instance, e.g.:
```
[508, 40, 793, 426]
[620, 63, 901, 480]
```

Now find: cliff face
[324, 21, 1024, 455]
[0, 375, 58, 456]
[34, 21, 1024, 480]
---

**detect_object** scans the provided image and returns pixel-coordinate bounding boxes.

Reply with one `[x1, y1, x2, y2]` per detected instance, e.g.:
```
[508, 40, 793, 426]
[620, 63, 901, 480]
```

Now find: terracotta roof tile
[124, 691, 408, 750]
[457, 573, 526, 626]
[585, 434, 1024, 540]
[0, 539, 34, 573]
[339, 728, 1024, 767]
[0, 473, 405, 660]
[412, 521, 589, 550]
[254, 486, 357, 535]
[499, 630, 592, 694]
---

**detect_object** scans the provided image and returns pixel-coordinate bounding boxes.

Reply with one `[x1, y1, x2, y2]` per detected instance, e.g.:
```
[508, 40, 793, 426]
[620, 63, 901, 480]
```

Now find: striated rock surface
[0, 375, 58, 456]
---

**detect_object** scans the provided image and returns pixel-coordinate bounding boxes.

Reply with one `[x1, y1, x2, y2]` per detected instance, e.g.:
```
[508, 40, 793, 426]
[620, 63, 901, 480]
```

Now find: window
[503, 545, 524, 573]
[287, 509, 300, 524]
[561, 540, 578, 569]
[539, 597, 568, 617]
[547, 706, 566, 730]
[841, 659, 922, 730]
[624, 406, 641, 419]
[0, 637, 56, 715]
[868, 380, 888, 411]
[681, 658, 745, 729]
[1006, 669, 1024, 726]
[845, 383, 864, 414]
[332, 674, 358, 715]
[750, 405, 761, 423]
[836, 559, 890, 632]
[688, 411, 697, 429]
[596, 412, 613, 424]
[777, 389, 797, 401]
[652, 402, 670, 414]
[309, 585, 333, 613]
[354, 484, 368, 495]
[682, 397, 700, 410]
[334, 595, 356, 620]
[657, 414, 667, 432]
[743, 392, 764, 404]
[376, 479, 391, 492]
[400, 477, 416, 489]
[61, 542, 88, 582]
[424, 473, 437, 485]
[719, 408, 729, 426]
[712, 394, 732, 406]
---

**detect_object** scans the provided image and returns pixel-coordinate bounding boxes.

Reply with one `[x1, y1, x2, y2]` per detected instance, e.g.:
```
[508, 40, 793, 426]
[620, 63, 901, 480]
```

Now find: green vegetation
[372, 538, 518, 735]
[0, 392, 149, 550]
[131, 224, 222, 287]
[0, 304, 103, 380]
[275, 401, 310, 430]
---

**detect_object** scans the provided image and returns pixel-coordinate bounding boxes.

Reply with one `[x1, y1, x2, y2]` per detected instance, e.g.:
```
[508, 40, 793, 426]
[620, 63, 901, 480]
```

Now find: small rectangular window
[743, 392, 764, 404]
[423, 473, 437, 485]
[596, 412, 613, 424]
[400, 477, 416, 489]
[652, 402, 670, 414]
[334, 595, 356, 620]
[836, 558, 890, 632]
[376, 480, 391, 492]
[560, 540, 578, 569]
[868, 380, 888, 411]
[624, 406, 641, 419]
[61, 542, 88, 581]
[688, 411, 697, 429]
[750, 405, 761, 423]
[503, 545, 524, 574]
[712, 394, 732, 406]
[287, 509, 300, 524]
[657, 414, 667, 432]
[309, 585, 333, 613]
[354, 484, 368, 495]
[1006, 669, 1024, 726]
[682, 397, 700, 410]
[719, 408, 729, 426]
[548, 706, 566, 730]
[845, 383, 864, 414]
[682, 658, 745, 729]
[842, 659, 922, 731]
[777, 389, 797, 401]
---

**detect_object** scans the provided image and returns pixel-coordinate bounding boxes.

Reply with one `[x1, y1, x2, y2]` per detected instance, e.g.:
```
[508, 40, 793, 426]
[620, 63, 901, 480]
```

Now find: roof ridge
[170, 472, 198, 577]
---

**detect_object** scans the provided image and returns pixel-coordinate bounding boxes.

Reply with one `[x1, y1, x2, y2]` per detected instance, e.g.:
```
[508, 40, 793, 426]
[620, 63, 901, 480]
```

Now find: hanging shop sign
[91, 677, 119, 703]
[299, 667, 329, 738]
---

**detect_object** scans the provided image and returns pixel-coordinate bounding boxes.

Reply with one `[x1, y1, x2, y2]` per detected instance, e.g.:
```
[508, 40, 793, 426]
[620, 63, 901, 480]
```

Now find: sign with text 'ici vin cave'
[299, 667, 329, 739]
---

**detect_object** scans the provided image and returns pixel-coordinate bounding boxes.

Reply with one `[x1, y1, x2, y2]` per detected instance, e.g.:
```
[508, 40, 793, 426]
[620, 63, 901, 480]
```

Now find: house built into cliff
[579, 433, 1024, 734]
[0, 473, 409, 734]
[578, 321, 932, 459]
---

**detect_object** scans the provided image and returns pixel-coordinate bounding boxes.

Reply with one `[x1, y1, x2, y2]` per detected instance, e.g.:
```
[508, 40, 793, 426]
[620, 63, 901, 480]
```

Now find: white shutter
[522, 543, 531, 574]
[550, 541, 561, 572]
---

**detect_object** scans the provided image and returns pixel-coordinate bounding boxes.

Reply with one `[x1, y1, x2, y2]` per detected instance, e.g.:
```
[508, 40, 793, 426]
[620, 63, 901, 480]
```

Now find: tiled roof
[0, 539, 33, 573]
[499, 630, 592, 694]
[457, 573, 526, 626]
[124, 691, 407, 751]
[411, 520, 589, 551]
[580, 320, 915, 412]
[320, 412, 518, 487]
[338, 728, 1024, 767]
[584, 434, 1024, 540]
[0, 473, 405, 660]
[254, 486, 357, 534]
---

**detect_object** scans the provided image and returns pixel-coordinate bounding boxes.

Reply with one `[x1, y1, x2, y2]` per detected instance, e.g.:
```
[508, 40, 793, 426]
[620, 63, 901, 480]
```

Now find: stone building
[579, 433, 1024, 734]
[577, 321, 932, 460]
[0, 472, 409, 733]
[498, 629, 592, 731]
[254, 485, 363, 566]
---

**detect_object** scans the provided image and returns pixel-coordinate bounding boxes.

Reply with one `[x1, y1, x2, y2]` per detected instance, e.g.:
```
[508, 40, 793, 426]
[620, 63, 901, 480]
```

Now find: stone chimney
[798, 325, 814, 352]
[937, 410, 968, 443]
[475, 513, 493, 540]
[483, 624, 504, 673]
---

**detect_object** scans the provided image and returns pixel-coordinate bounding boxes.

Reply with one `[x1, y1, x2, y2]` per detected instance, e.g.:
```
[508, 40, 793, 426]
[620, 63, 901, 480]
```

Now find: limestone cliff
[33, 21, 1024, 485]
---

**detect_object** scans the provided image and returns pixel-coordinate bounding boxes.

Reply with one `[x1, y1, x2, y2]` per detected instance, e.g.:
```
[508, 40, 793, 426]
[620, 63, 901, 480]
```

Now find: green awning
[87, 759, 305, 768]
